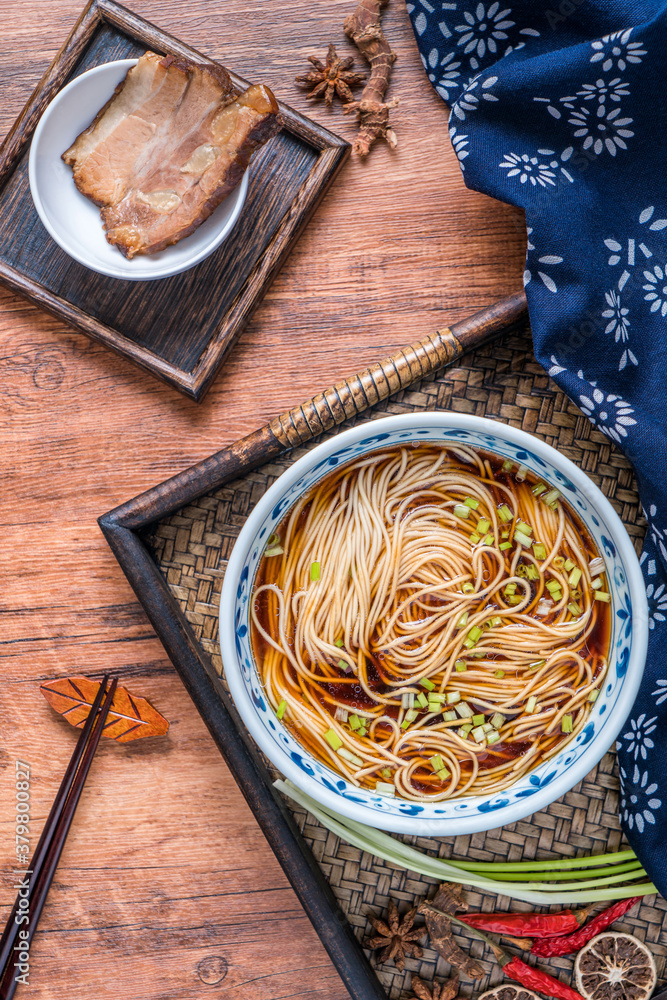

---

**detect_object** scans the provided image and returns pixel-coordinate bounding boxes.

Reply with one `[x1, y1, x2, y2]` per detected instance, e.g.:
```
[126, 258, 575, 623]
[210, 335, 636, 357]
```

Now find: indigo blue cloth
[407, 1, 667, 891]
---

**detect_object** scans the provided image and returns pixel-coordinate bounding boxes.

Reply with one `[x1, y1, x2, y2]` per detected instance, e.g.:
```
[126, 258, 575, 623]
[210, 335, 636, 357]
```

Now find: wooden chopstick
[0, 677, 117, 1000]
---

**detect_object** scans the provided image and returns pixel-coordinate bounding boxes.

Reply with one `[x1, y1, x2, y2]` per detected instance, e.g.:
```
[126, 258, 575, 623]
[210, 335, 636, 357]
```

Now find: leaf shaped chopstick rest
[40, 676, 169, 742]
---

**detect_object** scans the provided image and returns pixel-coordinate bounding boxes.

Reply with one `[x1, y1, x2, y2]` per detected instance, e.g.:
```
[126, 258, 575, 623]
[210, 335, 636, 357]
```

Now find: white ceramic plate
[28, 59, 248, 281]
[219, 412, 648, 835]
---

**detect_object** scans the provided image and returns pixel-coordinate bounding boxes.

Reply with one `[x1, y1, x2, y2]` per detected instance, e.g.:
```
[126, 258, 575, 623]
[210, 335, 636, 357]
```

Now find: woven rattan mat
[146, 327, 666, 999]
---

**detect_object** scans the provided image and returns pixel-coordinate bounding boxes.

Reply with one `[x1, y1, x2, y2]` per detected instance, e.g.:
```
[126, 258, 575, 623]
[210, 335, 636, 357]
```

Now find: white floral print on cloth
[618, 714, 657, 761]
[407, 0, 667, 891]
[620, 765, 662, 833]
[590, 29, 647, 72]
[523, 227, 563, 292]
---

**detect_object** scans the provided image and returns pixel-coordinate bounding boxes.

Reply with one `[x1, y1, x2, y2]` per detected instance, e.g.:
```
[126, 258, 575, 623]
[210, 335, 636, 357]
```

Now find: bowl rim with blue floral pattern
[219, 412, 648, 835]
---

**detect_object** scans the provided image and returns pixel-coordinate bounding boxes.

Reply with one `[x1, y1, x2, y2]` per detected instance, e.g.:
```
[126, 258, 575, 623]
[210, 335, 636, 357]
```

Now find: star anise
[411, 974, 460, 1000]
[295, 43, 366, 107]
[365, 899, 424, 971]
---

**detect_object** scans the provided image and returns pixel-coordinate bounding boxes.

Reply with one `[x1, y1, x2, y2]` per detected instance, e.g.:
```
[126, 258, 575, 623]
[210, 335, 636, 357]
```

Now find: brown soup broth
[250, 442, 611, 795]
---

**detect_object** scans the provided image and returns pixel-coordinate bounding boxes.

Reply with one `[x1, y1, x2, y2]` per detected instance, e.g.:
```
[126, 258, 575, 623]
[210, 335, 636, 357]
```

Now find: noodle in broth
[251, 444, 610, 802]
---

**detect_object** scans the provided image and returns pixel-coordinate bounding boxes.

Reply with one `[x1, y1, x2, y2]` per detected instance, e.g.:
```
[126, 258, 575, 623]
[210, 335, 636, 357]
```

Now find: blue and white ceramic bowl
[219, 413, 648, 834]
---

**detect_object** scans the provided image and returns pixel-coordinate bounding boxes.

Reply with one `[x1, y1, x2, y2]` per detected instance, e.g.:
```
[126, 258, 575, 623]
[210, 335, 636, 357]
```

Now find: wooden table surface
[0, 2, 526, 997]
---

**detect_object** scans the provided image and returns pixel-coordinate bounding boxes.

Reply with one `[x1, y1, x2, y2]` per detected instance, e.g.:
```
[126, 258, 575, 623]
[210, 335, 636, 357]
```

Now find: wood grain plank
[0, 0, 527, 997]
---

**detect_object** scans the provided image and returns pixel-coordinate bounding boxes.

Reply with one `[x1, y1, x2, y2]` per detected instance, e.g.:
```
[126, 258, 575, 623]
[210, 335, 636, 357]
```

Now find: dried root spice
[366, 899, 424, 971]
[411, 973, 459, 1000]
[343, 0, 398, 155]
[418, 885, 485, 979]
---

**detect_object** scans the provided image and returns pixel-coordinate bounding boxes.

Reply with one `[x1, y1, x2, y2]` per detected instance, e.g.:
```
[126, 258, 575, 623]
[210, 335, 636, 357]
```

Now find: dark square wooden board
[0, 0, 349, 400]
[99, 291, 662, 1000]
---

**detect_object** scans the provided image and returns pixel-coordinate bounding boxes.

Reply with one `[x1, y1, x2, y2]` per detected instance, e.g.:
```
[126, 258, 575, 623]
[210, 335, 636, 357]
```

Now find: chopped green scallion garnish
[526, 696, 538, 714]
[502, 460, 513, 472]
[472, 713, 485, 726]
[416, 693, 429, 709]
[517, 521, 533, 535]
[486, 731, 501, 745]
[455, 660, 467, 672]
[589, 690, 600, 703]
[442, 710, 457, 721]
[514, 531, 533, 548]
[498, 505, 514, 523]
[404, 709, 418, 723]
[482, 533, 494, 545]
[265, 545, 284, 557]
[454, 504, 471, 519]
[455, 702, 474, 719]
[429, 754, 445, 772]
[435, 766, 451, 781]
[376, 781, 395, 797]
[491, 712, 506, 729]
[533, 543, 547, 560]
[310, 561, 320, 581]
[459, 723, 473, 737]
[419, 678, 435, 691]
[499, 541, 512, 551]
[529, 660, 546, 671]
[561, 715, 573, 734]
[335, 638, 344, 647]
[494, 670, 505, 678]
[469, 534, 480, 545]
[592, 577, 603, 590]
[526, 565, 539, 581]
[567, 602, 581, 617]
[464, 497, 480, 509]
[338, 659, 351, 671]
[505, 583, 517, 595]
[532, 483, 547, 496]
[381, 767, 392, 779]
[508, 595, 522, 605]
[589, 556, 605, 576]
[276, 699, 287, 720]
[349, 714, 361, 730]
[594, 591, 611, 602]
[542, 489, 561, 506]
[338, 747, 364, 767]
[472, 726, 487, 743]
[456, 611, 469, 628]
[429, 693, 446, 703]
[324, 729, 342, 750]
[490, 616, 502, 627]
[446, 691, 461, 705]
[564, 558, 575, 571]
[478, 518, 490, 533]
[516, 465, 528, 482]
[462, 583, 475, 593]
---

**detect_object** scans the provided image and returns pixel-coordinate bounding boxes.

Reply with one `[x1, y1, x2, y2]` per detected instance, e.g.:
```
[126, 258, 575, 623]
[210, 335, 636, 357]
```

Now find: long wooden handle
[106, 290, 528, 528]
[269, 290, 528, 447]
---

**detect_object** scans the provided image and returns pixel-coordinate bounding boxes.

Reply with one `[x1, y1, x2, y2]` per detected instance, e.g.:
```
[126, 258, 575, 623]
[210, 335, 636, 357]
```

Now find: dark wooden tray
[98, 294, 537, 1000]
[0, 0, 349, 400]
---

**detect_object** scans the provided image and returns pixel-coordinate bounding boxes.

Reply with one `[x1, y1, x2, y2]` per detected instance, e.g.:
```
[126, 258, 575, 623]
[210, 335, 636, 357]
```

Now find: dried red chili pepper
[531, 896, 642, 957]
[460, 907, 593, 939]
[421, 905, 585, 1000]
[502, 956, 583, 1000]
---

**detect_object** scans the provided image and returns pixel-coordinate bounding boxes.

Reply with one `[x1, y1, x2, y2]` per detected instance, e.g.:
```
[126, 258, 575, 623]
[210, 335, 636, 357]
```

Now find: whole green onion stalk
[276, 780, 656, 905]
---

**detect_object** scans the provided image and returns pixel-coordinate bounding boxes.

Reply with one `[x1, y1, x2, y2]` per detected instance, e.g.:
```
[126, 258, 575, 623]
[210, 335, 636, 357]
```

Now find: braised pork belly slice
[62, 52, 282, 258]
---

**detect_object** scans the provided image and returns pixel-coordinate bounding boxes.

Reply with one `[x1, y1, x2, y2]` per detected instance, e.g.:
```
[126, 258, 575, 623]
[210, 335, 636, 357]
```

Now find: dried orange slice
[575, 931, 656, 1000]
[479, 987, 542, 1000]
